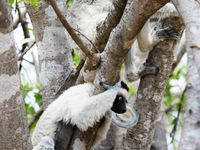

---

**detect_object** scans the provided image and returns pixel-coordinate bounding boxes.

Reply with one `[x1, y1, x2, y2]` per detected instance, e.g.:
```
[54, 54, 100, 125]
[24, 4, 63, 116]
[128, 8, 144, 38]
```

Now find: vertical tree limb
[26, 0, 75, 108]
[171, 1, 200, 150]
[122, 16, 184, 149]
[0, 0, 32, 149]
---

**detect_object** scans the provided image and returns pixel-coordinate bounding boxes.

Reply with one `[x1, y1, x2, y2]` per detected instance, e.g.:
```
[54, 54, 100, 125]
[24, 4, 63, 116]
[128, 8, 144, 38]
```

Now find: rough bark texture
[150, 118, 167, 150]
[171, 1, 200, 150]
[77, 0, 128, 83]
[94, 0, 169, 86]
[26, 0, 75, 109]
[95, 123, 116, 150]
[122, 14, 184, 149]
[0, 0, 32, 149]
[121, 8, 184, 149]
[122, 39, 175, 150]
[73, 0, 170, 149]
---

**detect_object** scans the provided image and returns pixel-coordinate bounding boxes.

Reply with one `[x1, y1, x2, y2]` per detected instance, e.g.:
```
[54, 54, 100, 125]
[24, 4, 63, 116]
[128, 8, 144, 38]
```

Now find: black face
[111, 94, 127, 114]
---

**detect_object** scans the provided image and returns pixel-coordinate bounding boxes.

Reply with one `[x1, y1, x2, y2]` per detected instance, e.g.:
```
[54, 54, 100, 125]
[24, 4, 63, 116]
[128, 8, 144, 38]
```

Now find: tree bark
[123, 40, 175, 150]
[67, 0, 170, 149]
[171, 1, 200, 149]
[26, 0, 75, 109]
[0, 0, 32, 149]
[172, 0, 200, 150]
[122, 14, 184, 149]
[150, 118, 167, 150]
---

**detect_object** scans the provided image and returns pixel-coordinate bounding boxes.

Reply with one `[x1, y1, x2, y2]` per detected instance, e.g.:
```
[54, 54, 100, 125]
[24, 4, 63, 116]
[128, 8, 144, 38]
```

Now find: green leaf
[25, 104, 36, 116]
[34, 93, 42, 106]
[72, 51, 81, 67]
[27, 0, 39, 3]
[17, 0, 24, 4]
[129, 85, 135, 95]
[8, 0, 15, 5]
[31, 4, 39, 11]
[171, 118, 177, 125]
[66, 0, 74, 8]
[35, 82, 41, 90]
[121, 65, 124, 71]
[30, 0, 39, 3]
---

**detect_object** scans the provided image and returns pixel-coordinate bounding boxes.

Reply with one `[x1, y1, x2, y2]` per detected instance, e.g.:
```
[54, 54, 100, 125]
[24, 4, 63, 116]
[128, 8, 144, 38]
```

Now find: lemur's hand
[99, 79, 121, 90]
[156, 27, 178, 40]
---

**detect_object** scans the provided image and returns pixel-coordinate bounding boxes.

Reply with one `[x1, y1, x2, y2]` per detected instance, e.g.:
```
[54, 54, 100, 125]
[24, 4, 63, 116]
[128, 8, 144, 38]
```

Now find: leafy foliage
[8, 0, 15, 6]
[72, 51, 81, 67]
[164, 66, 187, 147]
[21, 74, 42, 120]
[66, 0, 74, 8]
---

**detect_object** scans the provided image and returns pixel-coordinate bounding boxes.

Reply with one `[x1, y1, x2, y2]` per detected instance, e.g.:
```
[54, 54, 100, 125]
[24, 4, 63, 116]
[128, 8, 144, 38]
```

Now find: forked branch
[49, 0, 100, 66]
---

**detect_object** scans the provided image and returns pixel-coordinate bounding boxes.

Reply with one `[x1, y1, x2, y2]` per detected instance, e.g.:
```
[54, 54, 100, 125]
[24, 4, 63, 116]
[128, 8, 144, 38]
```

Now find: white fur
[67, 0, 113, 59]
[125, 3, 179, 82]
[67, 1, 178, 82]
[32, 82, 129, 148]
[32, 136, 54, 150]
[137, 3, 178, 53]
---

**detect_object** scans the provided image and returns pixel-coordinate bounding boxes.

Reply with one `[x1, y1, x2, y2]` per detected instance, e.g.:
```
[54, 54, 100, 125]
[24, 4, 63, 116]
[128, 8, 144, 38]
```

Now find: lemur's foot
[139, 66, 160, 77]
[99, 77, 122, 90]
[126, 66, 159, 82]
[156, 27, 178, 40]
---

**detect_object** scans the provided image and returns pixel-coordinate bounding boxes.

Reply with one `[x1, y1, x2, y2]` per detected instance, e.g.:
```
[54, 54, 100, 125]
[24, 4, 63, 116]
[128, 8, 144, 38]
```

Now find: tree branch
[28, 108, 44, 128]
[18, 41, 36, 61]
[78, 0, 128, 83]
[122, 13, 184, 150]
[93, 0, 128, 53]
[49, 0, 100, 66]
[170, 86, 187, 143]
[83, 0, 170, 149]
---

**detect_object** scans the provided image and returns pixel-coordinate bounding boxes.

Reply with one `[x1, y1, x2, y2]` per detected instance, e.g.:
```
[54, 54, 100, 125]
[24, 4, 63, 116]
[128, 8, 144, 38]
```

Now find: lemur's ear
[121, 81, 129, 91]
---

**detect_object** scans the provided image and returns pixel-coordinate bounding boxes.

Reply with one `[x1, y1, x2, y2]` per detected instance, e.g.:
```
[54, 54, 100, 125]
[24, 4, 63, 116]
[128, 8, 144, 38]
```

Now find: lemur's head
[100, 81, 129, 114]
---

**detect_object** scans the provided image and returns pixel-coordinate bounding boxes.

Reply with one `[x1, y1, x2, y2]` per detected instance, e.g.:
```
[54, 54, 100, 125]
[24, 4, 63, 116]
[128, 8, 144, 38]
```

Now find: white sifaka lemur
[124, 3, 181, 82]
[32, 81, 130, 149]
[67, 1, 181, 82]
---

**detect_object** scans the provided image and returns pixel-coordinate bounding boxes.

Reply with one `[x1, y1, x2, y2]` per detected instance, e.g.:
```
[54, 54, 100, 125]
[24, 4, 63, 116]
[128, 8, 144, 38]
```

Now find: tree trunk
[123, 40, 175, 150]
[150, 118, 167, 150]
[0, 0, 32, 149]
[171, 1, 200, 150]
[26, 0, 75, 109]
[66, 1, 170, 149]
[122, 14, 184, 149]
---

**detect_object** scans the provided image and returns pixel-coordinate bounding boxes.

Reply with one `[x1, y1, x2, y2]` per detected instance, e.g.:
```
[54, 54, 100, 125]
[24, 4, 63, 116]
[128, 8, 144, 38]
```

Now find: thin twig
[49, 0, 99, 65]
[18, 41, 36, 61]
[28, 108, 44, 128]
[74, 59, 85, 77]
[170, 86, 187, 142]
[72, 27, 99, 53]
[31, 51, 40, 83]
[23, 58, 34, 65]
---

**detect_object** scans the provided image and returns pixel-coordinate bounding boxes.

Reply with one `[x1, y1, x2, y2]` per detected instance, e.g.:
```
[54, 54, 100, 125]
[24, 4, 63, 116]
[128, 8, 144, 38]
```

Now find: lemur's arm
[124, 3, 179, 82]
[137, 21, 156, 52]
[70, 88, 118, 131]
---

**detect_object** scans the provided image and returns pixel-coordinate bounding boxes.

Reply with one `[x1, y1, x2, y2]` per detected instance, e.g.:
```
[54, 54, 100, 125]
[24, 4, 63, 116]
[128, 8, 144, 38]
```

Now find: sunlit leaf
[8, 0, 15, 5]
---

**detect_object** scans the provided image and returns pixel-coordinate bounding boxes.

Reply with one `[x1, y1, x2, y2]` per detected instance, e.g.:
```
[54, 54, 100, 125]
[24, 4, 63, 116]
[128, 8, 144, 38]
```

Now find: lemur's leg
[124, 40, 150, 82]
[125, 14, 179, 82]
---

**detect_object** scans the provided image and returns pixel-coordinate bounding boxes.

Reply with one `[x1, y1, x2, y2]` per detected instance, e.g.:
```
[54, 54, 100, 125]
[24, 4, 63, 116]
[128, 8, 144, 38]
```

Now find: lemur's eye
[118, 96, 123, 101]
